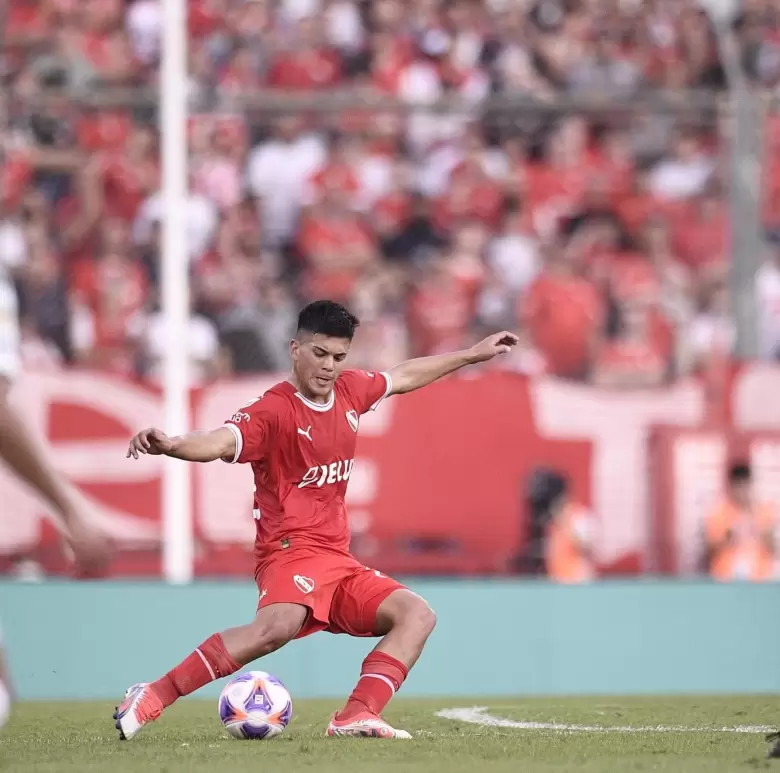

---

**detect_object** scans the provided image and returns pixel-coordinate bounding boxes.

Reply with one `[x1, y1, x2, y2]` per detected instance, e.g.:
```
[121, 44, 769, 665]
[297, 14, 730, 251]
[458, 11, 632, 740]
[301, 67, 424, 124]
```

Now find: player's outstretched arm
[126, 427, 236, 463]
[388, 331, 519, 395]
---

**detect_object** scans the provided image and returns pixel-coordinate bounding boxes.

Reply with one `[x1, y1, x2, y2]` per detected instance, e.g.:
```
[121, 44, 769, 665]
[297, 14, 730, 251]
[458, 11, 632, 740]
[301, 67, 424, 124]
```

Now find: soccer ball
[218, 670, 293, 739]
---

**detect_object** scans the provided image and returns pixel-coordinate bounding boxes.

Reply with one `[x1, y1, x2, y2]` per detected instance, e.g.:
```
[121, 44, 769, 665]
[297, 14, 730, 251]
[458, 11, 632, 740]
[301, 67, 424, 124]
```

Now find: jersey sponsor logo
[293, 574, 315, 593]
[230, 411, 250, 423]
[346, 410, 359, 433]
[297, 425, 313, 442]
[298, 459, 355, 488]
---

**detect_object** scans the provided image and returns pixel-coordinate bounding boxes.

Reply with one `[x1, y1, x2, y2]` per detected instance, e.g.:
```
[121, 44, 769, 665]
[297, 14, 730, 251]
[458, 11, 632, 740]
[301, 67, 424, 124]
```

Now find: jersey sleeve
[222, 396, 280, 464]
[339, 369, 393, 415]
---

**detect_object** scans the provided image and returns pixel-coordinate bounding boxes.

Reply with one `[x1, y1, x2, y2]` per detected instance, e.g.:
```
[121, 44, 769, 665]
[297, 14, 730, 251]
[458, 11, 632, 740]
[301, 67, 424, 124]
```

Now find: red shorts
[254, 548, 406, 639]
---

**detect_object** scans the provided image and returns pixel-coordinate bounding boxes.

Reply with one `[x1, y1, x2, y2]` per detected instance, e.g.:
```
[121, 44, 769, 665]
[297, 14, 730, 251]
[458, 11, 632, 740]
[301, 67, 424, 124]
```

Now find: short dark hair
[297, 300, 359, 340]
[728, 461, 751, 484]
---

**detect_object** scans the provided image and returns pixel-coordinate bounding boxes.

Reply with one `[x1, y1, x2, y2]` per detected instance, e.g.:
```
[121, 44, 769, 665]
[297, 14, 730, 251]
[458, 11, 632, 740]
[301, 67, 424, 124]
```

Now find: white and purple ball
[218, 671, 293, 739]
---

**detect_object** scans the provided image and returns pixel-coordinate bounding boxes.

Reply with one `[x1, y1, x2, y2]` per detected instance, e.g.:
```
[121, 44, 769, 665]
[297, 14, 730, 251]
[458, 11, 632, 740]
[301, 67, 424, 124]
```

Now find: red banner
[2, 366, 780, 577]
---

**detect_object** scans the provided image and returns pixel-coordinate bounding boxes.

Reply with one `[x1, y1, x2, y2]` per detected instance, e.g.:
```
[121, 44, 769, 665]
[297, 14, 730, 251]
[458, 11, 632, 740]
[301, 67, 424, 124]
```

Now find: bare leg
[0, 379, 80, 525]
[332, 589, 436, 735]
[0, 642, 12, 730]
[220, 603, 308, 664]
[116, 603, 309, 740]
[154, 602, 309, 704]
[372, 589, 437, 668]
[0, 379, 108, 570]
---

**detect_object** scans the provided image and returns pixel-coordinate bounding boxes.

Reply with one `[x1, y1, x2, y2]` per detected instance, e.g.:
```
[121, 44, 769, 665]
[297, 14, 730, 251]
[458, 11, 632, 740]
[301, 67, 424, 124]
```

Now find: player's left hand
[468, 331, 520, 363]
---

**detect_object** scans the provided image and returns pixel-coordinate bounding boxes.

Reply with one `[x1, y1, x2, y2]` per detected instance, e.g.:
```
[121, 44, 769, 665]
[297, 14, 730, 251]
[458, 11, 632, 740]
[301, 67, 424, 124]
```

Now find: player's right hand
[127, 427, 173, 458]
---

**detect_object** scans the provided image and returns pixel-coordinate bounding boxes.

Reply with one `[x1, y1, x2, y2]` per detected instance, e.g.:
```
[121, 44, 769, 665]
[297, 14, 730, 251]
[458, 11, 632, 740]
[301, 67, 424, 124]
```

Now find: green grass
[2, 697, 780, 773]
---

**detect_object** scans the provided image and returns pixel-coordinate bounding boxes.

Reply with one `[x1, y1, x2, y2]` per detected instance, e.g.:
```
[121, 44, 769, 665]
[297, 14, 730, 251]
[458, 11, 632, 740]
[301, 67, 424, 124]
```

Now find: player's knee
[247, 606, 305, 657]
[412, 599, 437, 639]
[249, 622, 293, 656]
[391, 593, 436, 639]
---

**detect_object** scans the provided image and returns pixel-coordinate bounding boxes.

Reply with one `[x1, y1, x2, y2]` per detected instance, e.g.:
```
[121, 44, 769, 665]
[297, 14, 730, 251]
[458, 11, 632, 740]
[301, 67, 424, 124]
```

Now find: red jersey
[224, 370, 392, 563]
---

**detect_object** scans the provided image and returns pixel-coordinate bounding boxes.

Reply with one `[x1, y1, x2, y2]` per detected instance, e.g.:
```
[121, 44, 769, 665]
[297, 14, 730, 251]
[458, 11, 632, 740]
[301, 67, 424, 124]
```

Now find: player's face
[290, 334, 350, 400]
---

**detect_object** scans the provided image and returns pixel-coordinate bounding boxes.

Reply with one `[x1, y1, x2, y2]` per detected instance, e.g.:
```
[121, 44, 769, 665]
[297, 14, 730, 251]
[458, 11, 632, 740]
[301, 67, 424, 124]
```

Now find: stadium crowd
[3, 0, 780, 387]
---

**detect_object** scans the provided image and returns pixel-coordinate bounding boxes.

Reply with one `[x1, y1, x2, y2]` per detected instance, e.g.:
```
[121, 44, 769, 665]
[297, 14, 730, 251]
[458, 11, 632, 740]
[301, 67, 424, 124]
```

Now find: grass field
[3, 697, 780, 773]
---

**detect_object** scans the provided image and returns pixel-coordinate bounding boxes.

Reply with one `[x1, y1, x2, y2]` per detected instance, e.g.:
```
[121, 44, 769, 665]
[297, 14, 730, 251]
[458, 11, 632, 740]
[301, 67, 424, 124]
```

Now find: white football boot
[113, 682, 163, 740]
[326, 711, 412, 739]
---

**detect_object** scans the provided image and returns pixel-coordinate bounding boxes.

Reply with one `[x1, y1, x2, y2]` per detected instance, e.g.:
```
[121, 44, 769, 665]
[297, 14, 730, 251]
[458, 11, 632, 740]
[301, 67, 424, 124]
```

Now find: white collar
[294, 390, 334, 412]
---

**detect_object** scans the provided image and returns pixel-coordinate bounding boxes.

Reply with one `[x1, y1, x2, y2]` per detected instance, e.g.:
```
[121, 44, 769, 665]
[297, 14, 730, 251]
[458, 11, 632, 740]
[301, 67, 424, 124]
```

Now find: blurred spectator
[649, 129, 714, 202]
[544, 472, 597, 585]
[0, 204, 28, 286]
[756, 237, 780, 361]
[567, 29, 641, 99]
[487, 200, 540, 296]
[734, 0, 780, 86]
[69, 234, 149, 374]
[16, 228, 72, 364]
[516, 467, 596, 582]
[672, 186, 728, 279]
[591, 301, 667, 389]
[126, 0, 162, 68]
[133, 179, 218, 261]
[407, 251, 475, 357]
[191, 117, 247, 212]
[140, 296, 222, 386]
[218, 280, 299, 373]
[246, 116, 326, 247]
[640, 216, 693, 326]
[684, 281, 736, 373]
[268, 16, 344, 91]
[705, 461, 779, 582]
[297, 195, 378, 298]
[381, 192, 447, 264]
[523, 235, 604, 380]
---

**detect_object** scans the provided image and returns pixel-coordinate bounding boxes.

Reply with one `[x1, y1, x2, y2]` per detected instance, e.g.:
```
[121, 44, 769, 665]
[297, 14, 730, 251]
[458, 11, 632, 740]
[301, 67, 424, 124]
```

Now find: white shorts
[0, 281, 20, 384]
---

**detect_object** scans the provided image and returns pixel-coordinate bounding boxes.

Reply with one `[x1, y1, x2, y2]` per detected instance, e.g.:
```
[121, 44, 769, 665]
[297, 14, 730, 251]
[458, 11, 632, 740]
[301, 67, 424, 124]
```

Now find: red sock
[338, 651, 408, 720]
[150, 633, 241, 709]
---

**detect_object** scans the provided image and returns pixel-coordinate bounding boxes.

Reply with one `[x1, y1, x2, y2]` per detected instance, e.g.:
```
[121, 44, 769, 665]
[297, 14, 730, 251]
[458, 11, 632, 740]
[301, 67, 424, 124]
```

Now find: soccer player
[0, 280, 110, 729]
[116, 300, 518, 740]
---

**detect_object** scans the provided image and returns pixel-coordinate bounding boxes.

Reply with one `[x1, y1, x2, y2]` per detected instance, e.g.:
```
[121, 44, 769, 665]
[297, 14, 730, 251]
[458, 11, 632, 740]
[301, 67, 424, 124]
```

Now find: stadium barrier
[2, 580, 779, 700]
[2, 365, 780, 577]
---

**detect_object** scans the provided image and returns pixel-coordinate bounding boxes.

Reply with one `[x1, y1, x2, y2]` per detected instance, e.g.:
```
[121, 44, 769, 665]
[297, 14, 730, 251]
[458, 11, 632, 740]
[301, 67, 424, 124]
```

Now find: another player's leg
[0, 379, 108, 571]
[0, 637, 13, 732]
[767, 731, 780, 758]
[114, 603, 307, 740]
[328, 587, 436, 739]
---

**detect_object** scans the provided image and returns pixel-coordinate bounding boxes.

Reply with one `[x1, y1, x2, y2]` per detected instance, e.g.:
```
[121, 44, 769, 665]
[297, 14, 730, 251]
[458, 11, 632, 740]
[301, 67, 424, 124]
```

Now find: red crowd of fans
[3, 0, 780, 387]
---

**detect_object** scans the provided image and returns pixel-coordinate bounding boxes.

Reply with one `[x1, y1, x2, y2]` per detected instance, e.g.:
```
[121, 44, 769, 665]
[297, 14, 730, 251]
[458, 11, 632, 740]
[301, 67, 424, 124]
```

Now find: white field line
[435, 706, 775, 734]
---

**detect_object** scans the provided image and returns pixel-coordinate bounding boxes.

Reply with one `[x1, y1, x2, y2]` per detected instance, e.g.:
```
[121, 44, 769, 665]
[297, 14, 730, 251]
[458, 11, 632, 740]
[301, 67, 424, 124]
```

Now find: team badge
[294, 575, 315, 593]
[346, 410, 359, 432]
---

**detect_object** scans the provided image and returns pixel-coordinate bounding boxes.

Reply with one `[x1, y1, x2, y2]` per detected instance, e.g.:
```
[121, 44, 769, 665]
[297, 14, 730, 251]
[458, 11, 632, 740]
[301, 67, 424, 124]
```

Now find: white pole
[161, 0, 192, 584]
